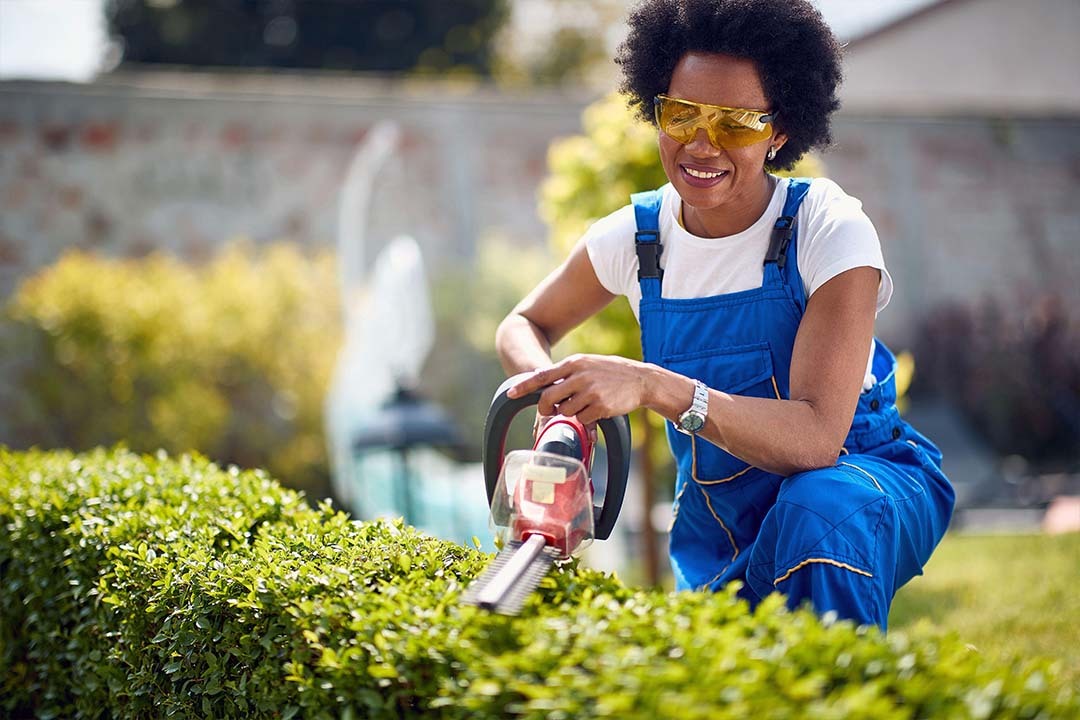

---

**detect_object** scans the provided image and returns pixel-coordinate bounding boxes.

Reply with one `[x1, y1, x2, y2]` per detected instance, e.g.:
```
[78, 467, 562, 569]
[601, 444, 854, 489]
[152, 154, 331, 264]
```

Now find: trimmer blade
[461, 535, 558, 615]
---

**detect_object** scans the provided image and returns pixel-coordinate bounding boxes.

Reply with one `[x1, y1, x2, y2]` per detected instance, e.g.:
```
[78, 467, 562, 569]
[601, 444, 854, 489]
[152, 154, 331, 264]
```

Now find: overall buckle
[635, 230, 664, 280]
[764, 216, 795, 268]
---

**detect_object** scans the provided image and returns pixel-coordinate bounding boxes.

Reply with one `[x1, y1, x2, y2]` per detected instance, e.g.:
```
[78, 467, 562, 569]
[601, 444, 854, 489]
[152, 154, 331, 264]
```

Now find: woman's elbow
[789, 448, 842, 474]
[780, 404, 851, 474]
[494, 313, 523, 363]
[494, 312, 514, 348]
[780, 431, 846, 475]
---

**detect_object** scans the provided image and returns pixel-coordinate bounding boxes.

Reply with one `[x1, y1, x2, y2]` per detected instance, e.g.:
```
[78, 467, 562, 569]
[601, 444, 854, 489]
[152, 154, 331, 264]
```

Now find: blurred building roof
[840, 0, 1080, 116]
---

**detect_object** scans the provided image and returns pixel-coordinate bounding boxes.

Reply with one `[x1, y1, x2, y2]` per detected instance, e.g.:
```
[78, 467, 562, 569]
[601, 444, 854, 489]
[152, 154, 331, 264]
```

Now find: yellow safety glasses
[653, 94, 776, 149]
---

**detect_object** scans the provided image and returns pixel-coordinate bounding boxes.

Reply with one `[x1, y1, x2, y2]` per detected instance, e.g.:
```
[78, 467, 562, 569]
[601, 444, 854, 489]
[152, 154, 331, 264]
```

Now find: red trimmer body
[510, 415, 595, 557]
[462, 373, 631, 615]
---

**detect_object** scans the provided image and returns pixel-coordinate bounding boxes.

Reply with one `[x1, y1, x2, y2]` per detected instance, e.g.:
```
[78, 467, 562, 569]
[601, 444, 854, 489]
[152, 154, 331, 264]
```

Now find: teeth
[684, 167, 724, 179]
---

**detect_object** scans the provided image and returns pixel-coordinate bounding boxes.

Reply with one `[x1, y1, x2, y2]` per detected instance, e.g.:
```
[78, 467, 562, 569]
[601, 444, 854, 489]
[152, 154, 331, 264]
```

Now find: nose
[685, 127, 723, 156]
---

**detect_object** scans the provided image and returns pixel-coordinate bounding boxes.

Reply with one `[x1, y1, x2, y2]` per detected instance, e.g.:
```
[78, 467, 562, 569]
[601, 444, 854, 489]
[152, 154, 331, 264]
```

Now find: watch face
[679, 412, 705, 433]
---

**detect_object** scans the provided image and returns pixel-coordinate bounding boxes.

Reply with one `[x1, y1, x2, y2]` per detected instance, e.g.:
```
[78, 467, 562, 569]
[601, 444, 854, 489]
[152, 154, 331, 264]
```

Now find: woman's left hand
[507, 354, 648, 425]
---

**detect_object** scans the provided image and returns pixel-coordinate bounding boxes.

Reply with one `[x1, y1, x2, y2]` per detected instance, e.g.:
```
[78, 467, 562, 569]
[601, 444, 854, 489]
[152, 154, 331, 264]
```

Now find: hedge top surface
[2, 447, 1076, 719]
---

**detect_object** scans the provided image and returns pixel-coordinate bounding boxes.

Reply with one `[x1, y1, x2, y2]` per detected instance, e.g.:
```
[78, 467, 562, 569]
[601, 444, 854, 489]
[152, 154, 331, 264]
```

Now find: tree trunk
[639, 411, 661, 587]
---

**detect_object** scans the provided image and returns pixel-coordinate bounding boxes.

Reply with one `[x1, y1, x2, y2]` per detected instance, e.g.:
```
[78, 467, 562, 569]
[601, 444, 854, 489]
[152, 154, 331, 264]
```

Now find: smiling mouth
[683, 166, 726, 179]
[679, 164, 729, 187]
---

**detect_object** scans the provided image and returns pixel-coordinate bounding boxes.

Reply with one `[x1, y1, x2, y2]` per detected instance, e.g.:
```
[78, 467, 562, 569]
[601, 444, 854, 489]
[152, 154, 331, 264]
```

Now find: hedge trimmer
[461, 373, 631, 615]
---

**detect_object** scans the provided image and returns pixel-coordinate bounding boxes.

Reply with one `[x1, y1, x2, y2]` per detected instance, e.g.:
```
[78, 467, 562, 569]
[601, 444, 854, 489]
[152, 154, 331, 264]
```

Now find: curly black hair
[615, 0, 843, 170]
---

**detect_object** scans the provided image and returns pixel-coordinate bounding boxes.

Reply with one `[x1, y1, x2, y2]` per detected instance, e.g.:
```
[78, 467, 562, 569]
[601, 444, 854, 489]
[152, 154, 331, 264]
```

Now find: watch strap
[677, 379, 709, 434]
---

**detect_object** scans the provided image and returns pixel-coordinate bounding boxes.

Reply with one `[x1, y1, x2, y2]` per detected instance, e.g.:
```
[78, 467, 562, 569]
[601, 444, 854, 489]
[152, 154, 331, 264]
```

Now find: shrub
[913, 293, 1080, 471]
[3, 243, 339, 497]
[2, 447, 1076, 719]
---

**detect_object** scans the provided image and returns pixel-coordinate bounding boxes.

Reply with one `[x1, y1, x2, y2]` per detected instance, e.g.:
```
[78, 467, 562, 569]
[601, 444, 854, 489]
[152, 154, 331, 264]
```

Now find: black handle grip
[482, 373, 542, 505]
[593, 413, 631, 540]
[481, 372, 631, 541]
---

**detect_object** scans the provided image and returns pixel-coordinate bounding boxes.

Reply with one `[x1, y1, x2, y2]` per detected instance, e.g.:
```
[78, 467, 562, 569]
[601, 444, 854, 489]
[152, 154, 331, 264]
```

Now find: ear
[770, 128, 789, 153]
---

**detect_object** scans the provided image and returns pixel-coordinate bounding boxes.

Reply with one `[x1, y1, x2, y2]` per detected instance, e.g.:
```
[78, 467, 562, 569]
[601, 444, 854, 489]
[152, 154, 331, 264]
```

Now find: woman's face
[658, 52, 787, 232]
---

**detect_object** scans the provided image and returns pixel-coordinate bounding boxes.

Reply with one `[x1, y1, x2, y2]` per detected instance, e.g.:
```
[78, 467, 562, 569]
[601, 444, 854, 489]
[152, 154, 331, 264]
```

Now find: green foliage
[106, 0, 509, 77]
[492, 25, 609, 87]
[490, 0, 628, 87]
[2, 447, 1076, 719]
[4, 243, 339, 497]
[540, 93, 669, 262]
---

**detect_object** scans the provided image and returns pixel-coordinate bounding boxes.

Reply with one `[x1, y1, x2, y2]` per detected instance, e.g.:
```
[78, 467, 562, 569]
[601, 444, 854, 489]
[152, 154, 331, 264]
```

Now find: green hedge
[2, 448, 1075, 719]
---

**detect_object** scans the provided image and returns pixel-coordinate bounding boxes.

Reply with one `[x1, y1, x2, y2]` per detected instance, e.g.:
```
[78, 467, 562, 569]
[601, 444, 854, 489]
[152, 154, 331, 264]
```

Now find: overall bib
[632, 179, 955, 629]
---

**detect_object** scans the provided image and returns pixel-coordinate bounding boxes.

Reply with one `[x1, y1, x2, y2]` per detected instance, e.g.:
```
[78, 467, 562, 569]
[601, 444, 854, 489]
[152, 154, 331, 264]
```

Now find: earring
[766, 146, 777, 161]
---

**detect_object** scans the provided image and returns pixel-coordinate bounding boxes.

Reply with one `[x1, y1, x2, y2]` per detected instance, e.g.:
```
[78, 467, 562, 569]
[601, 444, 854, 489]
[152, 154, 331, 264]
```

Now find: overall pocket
[663, 342, 780, 488]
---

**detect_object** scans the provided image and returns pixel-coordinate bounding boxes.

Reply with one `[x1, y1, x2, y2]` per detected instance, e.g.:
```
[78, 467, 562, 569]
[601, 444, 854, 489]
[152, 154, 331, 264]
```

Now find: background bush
[913, 293, 1080, 472]
[3, 243, 340, 498]
[2, 446, 1076, 719]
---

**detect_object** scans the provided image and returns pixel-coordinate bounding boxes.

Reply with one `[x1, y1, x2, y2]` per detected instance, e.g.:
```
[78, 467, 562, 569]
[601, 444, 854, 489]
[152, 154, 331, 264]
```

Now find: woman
[497, 0, 954, 630]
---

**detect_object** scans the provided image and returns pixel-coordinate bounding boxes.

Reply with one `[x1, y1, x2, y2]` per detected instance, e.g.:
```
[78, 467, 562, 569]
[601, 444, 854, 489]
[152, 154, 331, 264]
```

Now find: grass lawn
[889, 532, 1080, 690]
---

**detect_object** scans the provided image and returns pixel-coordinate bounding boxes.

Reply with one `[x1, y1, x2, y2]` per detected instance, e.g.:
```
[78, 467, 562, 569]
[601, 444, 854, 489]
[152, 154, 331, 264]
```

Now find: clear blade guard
[490, 449, 595, 559]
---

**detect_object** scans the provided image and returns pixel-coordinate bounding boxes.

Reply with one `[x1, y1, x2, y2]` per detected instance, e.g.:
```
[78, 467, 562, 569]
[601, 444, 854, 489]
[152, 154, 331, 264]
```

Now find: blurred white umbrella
[326, 122, 416, 505]
[324, 121, 490, 545]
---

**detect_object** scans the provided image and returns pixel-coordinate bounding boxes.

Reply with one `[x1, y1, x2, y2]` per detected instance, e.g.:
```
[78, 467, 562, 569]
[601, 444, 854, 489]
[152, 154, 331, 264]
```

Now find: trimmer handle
[482, 372, 632, 540]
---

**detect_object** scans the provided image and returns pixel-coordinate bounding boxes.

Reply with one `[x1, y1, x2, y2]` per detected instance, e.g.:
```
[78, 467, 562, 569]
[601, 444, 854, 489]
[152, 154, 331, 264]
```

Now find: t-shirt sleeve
[797, 178, 894, 315]
[583, 203, 638, 298]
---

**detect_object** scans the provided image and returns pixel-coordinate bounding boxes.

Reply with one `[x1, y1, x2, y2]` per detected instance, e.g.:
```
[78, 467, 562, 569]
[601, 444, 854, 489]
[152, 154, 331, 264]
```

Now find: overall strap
[631, 188, 665, 300]
[764, 177, 812, 269]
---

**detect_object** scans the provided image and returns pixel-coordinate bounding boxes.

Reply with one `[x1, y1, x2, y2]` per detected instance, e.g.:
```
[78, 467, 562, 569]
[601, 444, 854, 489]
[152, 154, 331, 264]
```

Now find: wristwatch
[677, 380, 709, 435]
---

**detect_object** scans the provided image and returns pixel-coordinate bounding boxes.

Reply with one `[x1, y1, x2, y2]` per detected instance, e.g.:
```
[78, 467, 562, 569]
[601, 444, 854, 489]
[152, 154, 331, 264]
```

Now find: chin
[673, 179, 733, 211]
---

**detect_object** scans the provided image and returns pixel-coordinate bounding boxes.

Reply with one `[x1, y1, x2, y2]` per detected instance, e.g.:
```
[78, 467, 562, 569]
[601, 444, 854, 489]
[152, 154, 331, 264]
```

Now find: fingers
[537, 377, 580, 416]
[552, 384, 594, 419]
[506, 355, 609, 422]
[508, 365, 561, 399]
[574, 406, 604, 427]
[507, 368, 542, 399]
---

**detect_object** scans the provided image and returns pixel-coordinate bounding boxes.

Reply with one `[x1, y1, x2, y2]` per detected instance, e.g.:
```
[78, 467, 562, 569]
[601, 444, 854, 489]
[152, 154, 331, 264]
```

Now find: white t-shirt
[583, 176, 893, 389]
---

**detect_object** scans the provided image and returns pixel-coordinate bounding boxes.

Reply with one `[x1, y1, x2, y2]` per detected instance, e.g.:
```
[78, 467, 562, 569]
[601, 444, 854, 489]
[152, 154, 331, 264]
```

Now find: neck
[683, 172, 775, 238]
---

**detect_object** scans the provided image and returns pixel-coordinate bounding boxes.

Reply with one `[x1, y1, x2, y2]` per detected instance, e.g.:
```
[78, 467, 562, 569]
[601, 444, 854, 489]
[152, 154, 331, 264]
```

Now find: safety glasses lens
[654, 96, 773, 148]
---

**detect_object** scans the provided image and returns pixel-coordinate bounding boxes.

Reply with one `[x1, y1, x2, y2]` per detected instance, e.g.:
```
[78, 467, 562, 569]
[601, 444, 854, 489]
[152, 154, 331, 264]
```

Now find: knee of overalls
[745, 464, 899, 629]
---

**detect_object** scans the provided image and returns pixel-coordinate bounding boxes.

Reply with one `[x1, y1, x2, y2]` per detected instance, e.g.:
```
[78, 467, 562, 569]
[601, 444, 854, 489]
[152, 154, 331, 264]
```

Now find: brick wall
[0, 72, 595, 304]
[2, 71, 1078, 413]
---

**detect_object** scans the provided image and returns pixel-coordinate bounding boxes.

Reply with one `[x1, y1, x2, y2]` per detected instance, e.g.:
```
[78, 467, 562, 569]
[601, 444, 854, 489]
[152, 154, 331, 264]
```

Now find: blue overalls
[632, 179, 955, 629]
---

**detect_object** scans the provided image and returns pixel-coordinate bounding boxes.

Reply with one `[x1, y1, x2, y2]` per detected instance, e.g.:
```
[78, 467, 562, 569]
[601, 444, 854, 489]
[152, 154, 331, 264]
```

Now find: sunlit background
[1, 0, 1078, 673]
[1, 0, 942, 82]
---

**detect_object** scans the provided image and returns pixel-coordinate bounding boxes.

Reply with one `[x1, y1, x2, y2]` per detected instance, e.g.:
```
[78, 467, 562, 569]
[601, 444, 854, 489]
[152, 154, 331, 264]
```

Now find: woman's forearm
[641, 363, 848, 476]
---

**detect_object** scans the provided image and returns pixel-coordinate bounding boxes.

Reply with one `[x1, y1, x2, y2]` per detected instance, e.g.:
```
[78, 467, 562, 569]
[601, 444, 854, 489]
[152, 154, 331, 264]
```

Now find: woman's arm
[509, 266, 880, 476]
[646, 266, 879, 474]
[496, 238, 617, 376]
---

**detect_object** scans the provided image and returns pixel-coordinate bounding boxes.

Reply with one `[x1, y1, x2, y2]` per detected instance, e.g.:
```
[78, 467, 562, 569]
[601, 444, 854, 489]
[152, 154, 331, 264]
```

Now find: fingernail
[507, 387, 518, 398]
